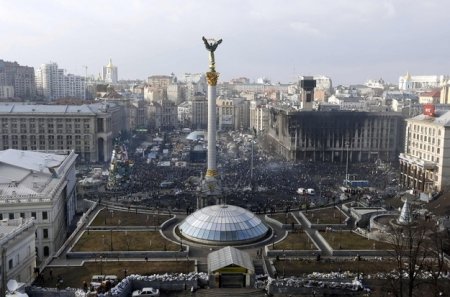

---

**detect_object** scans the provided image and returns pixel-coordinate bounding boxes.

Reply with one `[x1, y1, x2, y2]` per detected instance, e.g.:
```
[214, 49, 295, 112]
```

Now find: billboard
[423, 104, 435, 117]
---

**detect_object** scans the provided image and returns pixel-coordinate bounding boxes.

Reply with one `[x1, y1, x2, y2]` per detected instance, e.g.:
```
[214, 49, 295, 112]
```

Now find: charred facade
[266, 108, 404, 163]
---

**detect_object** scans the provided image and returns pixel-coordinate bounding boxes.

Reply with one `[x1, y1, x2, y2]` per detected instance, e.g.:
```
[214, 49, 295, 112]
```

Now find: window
[0, 213, 2, 220]
[31, 212, 36, 219]
[8, 259, 13, 270]
[43, 246, 50, 257]
[43, 229, 48, 239]
[9, 213, 14, 220]
[42, 211, 48, 220]
[20, 212, 25, 218]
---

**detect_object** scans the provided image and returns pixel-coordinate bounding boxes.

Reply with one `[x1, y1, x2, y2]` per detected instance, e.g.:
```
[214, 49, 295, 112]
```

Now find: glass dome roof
[179, 204, 268, 245]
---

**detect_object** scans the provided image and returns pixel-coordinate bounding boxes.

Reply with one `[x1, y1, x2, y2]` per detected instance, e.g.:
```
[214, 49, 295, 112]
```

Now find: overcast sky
[1, 0, 449, 85]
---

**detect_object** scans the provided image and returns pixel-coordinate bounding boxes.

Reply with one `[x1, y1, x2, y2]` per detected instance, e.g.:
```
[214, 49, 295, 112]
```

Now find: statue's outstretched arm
[202, 36, 210, 50]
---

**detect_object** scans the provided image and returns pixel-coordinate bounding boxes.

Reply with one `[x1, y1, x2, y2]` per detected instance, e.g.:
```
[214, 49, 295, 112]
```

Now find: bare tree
[386, 222, 429, 297]
[425, 227, 450, 297]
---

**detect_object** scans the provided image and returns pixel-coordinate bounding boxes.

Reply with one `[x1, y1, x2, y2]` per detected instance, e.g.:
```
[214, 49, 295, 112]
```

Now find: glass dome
[179, 204, 268, 245]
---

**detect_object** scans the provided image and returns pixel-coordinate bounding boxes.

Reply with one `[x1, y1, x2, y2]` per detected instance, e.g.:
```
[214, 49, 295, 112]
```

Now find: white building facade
[0, 150, 77, 266]
[0, 218, 36, 286]
[399, 109, 450, 193]
[35, 63, 85, 101]
[249, 100, 269, 134]
[102, 59, 118, 84]
[398, 73, 448, 91]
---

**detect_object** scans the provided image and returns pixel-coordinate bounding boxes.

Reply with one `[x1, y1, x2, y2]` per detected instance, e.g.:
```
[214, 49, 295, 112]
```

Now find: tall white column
[206, 71, 219, 177]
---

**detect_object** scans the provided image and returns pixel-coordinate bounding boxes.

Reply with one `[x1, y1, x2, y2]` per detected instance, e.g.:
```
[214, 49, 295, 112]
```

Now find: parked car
[132, 287, 160, 297]
[104, 275, 118, 285]
[90, 275, 105, 289]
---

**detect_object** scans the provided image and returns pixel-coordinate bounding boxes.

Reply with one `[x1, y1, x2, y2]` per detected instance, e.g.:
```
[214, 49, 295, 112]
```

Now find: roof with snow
[207, 246, 254, 273]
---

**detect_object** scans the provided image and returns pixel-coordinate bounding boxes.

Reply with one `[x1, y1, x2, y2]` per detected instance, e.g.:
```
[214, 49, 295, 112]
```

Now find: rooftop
[409, 110, 450, 127]
[0, 149, 76, 199]
[0, 102, 117, 114]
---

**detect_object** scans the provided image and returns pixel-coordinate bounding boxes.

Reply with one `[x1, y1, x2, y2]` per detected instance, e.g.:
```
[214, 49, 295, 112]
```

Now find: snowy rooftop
[0, 102, 117, 114]
[409, 110, 450, 127]
[0, 150, 74, 198]
[207, 246, 254, 273]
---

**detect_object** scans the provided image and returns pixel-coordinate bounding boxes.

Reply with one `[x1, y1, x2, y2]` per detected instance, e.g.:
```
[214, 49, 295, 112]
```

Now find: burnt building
[266, 107, 404, 163]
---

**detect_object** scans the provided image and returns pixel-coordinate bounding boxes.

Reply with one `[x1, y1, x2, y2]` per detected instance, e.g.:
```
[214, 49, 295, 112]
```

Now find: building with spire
[102, 59, 118, 84]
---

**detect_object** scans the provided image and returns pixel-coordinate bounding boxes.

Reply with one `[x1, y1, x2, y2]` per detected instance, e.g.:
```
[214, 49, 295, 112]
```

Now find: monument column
[199, 36, 223, 207]
[206, 71, 219, 177]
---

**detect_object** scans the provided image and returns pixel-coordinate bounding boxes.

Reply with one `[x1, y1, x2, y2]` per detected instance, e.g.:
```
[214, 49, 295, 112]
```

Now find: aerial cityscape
[1, 1, 450, 297]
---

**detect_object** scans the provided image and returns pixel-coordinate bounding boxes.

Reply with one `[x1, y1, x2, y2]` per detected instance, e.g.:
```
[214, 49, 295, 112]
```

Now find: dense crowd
[81, 131, 398, 214]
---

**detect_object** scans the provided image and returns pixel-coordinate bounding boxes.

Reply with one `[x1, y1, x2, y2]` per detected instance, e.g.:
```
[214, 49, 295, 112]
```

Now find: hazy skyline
[1, 0, 449, 85]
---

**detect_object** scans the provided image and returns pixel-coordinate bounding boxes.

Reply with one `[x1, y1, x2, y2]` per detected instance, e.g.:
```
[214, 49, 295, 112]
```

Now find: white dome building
[179, 204, 269, 245]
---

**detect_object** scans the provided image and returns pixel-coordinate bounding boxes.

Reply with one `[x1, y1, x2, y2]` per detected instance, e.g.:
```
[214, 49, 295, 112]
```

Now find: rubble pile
[110, 272, 209, 296]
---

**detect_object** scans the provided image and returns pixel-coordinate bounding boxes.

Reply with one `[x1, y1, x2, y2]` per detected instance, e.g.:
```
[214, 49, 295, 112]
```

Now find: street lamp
[99, 255, 103, 275]
[180, 228, 183, 252]
[345, 141, 350, 186]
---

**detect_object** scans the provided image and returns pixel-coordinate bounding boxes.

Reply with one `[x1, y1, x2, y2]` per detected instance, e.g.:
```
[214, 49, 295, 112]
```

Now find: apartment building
[0, 59, 36, 99]
[35, 63, 85, 100]
[0, 102, 123, 163]
[0, 149, 77, 265]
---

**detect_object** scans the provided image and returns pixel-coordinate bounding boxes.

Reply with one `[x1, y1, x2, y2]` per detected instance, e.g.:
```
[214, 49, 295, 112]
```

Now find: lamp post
[250, 140, 254, 187]
[185, 256, 189, 291]
[345, 141, 350, 186]
[99, 255, 103, 275]
[110, 229, 113, 251]
[180, 228, 183, 252]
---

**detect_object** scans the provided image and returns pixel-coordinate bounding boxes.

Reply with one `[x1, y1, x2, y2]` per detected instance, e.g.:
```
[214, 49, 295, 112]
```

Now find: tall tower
[102, 58, 118, 84]
[198, 36, 223, 208]
[299, 76, 316, 110]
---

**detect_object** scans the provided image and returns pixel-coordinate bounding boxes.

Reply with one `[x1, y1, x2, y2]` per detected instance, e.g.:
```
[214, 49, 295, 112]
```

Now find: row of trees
[383, 220, 449, 297]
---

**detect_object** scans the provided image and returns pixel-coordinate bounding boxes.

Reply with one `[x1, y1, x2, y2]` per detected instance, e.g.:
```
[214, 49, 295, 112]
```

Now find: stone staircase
[253, 259, 266, 275]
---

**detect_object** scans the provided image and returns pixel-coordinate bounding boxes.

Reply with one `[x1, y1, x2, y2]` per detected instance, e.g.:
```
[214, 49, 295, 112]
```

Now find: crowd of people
[80, 131, 397, 214]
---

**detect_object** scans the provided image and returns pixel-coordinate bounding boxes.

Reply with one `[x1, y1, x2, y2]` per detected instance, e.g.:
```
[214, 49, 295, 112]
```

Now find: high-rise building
[0, 59, 36, 99]
[35, 63, 85, 101]
[102, 59, 118, 84]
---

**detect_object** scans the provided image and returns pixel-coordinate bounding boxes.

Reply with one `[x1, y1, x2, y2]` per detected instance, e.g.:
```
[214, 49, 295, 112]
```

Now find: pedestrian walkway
[293, 211, 332, 256]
